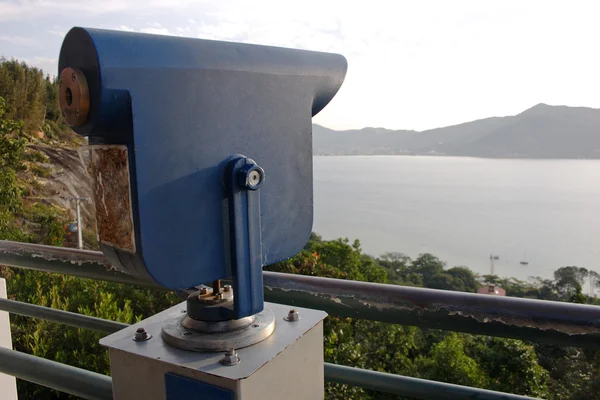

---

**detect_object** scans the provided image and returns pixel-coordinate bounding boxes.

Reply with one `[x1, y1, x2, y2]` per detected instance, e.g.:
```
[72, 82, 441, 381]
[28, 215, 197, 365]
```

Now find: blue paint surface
[165, 373, 234, 400]
[58, 27, 347, 301]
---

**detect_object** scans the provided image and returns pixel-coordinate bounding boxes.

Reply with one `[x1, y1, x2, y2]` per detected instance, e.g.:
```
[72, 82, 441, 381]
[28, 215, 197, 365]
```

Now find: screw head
[239, 164, 265, 191]
[133, 327, 152, 342]
[249, 170, 261, 186]
[223, 285, 232, 292]
[284, 309, 300, 322]
[220, 348, 240, 366]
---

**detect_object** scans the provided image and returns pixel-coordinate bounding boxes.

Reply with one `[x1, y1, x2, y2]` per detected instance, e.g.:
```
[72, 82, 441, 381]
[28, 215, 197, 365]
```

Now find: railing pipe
[324, 364, 536, 400]
[0, 298, 128, 334]
[263, 271, 600, 348]
[0, 278, 558, 399]
[2, 241, 600, 348]
[0, 240, 157, 287]
[0, 345, 537, 400]
[0, 347, 113, 400]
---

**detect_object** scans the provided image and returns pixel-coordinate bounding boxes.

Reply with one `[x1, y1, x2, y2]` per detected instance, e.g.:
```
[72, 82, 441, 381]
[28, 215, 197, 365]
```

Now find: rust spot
[85, 145, 136, 253]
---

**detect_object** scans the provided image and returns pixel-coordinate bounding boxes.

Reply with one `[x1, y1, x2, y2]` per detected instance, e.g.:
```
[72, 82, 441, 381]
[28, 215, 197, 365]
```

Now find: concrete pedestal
[101, 302, 326, 400]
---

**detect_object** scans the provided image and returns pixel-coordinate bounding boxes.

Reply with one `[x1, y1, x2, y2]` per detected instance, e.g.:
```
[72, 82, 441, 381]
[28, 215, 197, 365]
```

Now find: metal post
[0, 279, 17, 400]
[76, 198, 83, 249]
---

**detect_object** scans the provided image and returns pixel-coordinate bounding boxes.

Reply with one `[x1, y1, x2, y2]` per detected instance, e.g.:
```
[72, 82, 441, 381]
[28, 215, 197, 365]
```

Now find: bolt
[239, 164, 265, 190]
[248, 170, 261, 186]
[75, 109, 80, 118]
[220, 348, 240, 366]
[72, 73, 76, 82]
[133, 327, 152, 342]
[285, 309, 300, 322]
[223, 285, 232, 292]
[199, 287, 208, 295]
[215, 292, 224, 300]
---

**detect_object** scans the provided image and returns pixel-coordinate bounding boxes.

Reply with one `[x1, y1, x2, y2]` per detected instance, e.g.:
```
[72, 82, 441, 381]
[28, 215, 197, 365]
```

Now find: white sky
[1, 0, 599, 130]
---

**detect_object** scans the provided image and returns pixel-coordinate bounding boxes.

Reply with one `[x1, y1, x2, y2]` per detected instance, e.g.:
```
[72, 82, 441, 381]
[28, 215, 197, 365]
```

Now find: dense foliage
[267, 236, 599, 400]
[1, 59, 600, 399]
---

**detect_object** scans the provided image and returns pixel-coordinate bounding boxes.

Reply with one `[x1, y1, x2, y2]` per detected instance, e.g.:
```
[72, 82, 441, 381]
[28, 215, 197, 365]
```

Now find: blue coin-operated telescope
[58, 27, 345, 322]
[58, 30, 346, 395]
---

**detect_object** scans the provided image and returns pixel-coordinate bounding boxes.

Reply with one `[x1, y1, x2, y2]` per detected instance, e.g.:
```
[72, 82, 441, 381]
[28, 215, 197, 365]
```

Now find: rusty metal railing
[0, 293, 536, 400]
[1, 240, 598, 398]
[2, 240, 600, 349]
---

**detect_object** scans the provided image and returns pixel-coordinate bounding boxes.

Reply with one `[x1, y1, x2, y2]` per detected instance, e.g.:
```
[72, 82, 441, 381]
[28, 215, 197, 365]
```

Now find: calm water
[313, 156, 600, 281]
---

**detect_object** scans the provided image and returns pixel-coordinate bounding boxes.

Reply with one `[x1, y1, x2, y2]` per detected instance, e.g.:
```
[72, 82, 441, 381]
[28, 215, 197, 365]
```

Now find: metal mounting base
[161, 308, 275, 352]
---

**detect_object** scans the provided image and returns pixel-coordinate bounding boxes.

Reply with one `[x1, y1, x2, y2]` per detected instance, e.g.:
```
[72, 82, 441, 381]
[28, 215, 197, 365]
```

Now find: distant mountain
[313, 104, 600, 158]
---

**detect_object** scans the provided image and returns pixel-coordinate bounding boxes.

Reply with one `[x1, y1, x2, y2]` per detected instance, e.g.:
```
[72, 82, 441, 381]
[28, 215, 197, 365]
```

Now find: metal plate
[165, 373, 234, 400]
[82, 145, 136, 253]
[100, 301, 327, 380]
[162, 308, 275, 352]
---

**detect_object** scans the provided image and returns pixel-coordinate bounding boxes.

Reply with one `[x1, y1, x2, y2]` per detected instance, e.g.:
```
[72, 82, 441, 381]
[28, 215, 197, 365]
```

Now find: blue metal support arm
[225, 156, 265, 319]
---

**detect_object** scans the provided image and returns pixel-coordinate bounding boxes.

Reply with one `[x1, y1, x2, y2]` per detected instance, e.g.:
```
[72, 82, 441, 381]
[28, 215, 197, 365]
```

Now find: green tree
[554, 267, 588, 300]
[0, 59, 46, 132]
[482, 274, 501, 285]
[446, 267, 478, 292]
[469, 337, 549, 397]
[378, 252, 411, 285]
[0, 96, 28, 241]
[416, 333, 486, 388]
[426, 267, 479, 292]
[410, 253, 445, 286]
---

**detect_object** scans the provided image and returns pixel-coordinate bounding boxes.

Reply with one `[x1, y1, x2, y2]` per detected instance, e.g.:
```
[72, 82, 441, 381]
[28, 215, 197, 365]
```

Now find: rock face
[31, 144, 97, 235]
[313, 104, 600, 158]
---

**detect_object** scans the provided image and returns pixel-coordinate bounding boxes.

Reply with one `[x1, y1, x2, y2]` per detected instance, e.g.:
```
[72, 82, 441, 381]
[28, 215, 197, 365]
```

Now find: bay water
[313, 156, 600, 281]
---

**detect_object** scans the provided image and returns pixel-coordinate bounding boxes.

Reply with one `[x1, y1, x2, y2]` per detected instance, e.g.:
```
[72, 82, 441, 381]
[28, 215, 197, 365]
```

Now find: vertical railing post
[76, 198, 83, 250]
[0, 278, 18, 400]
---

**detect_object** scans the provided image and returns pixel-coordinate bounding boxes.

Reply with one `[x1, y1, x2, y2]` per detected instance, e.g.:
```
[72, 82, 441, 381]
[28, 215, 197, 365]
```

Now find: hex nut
[133, 327, 152, 342]
[284, 309, 300, 322]
[220, 349, 240, 366]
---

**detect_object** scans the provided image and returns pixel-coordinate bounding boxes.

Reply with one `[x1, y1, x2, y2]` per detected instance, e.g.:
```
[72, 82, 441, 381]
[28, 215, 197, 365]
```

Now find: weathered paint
[0, 241, 153, 287]
[1, 241, 600, 348]
[262, 271, 600, 349]
[86, 145, 136, 253]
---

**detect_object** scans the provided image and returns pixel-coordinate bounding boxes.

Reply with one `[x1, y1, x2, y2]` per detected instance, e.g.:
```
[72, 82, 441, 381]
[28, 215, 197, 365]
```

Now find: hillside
[0, 58, 96, 248]
[314, 104, 600, 158]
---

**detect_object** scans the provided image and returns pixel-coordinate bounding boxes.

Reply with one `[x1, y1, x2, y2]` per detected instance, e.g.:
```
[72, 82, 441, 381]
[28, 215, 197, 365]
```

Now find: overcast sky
[1, 0, 599, 130]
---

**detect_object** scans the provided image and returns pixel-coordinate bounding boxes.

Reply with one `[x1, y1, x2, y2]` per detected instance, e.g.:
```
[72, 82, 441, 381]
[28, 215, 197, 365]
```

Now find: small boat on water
[520, 253, 529, 265]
